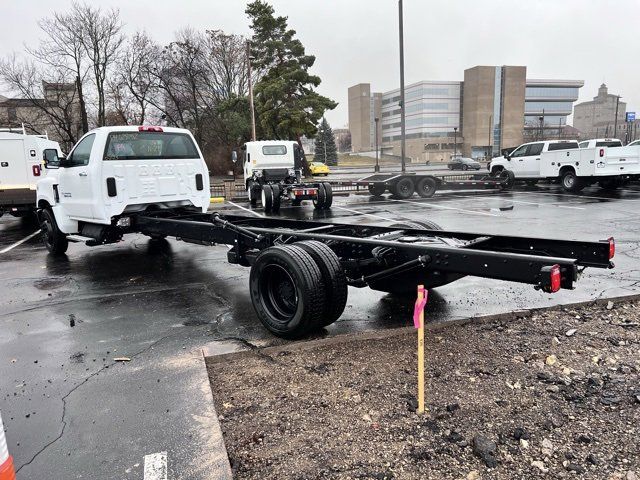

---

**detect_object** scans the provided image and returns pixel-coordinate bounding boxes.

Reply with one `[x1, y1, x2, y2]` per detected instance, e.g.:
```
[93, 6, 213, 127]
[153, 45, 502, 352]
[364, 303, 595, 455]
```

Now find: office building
[573, 84, 627, 139]
[348, 65, 584, 162]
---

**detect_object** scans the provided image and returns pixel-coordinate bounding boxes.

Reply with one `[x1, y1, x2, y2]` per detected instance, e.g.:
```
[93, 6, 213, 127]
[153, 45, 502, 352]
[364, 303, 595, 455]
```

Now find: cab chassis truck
[37, 126, 614, 339]
[129, 211, 614, 338]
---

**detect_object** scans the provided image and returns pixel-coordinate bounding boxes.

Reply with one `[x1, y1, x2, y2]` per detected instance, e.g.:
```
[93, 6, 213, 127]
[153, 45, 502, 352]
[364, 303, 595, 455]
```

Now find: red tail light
[32, 165, 41, 176]
[549, 264, 561, 293]
[138, 126, 163, 132]
[599, 148, 605, 157]
[608, 237, 615, 259]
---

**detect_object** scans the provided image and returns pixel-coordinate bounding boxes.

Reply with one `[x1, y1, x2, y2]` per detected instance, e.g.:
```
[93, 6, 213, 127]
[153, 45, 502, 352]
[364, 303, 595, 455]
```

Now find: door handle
[536, 158, 540, 160]
[78, 172, 87, 177]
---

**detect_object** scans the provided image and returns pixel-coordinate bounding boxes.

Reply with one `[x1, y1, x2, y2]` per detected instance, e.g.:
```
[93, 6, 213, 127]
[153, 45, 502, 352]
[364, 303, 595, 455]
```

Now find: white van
[0, 127, 64, 217]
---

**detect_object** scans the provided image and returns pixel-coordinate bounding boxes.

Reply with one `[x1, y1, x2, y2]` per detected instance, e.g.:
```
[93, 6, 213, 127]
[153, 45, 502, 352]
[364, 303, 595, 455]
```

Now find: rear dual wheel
[313, 182, 333, 210]
[249, 243, 347, 338]
[261, 185, 281, 213]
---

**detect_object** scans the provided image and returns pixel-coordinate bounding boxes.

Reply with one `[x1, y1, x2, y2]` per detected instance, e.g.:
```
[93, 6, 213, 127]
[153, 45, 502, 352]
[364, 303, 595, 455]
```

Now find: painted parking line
[144, 452, 167, 480]
[332, 205, 396, 222]
[516, 190, 640, 202]
[227, 201, 265, 218]
[0, 230, 41, 254]
[452, 194, 585, 210]
[388, 198, 500, 217]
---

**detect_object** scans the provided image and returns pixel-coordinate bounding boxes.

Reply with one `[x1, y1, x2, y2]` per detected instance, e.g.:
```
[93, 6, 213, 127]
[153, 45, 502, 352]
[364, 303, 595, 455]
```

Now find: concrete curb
[194, 349, 233, 479]
[205, 292, 640, 365]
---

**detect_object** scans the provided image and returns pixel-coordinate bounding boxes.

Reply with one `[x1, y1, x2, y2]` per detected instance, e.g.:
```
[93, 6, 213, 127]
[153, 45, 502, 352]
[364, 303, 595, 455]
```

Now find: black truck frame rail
[330, 170, 515, 200]
[133, 211, 614, 338]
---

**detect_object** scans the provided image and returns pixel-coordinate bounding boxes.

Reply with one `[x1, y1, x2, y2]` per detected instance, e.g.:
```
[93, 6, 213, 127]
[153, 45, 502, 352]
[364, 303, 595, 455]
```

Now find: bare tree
[73, 2, 124, 127]
[1, 55, 82, 149]
[112, 32, 162, 125]
[24, 10, 90, 133]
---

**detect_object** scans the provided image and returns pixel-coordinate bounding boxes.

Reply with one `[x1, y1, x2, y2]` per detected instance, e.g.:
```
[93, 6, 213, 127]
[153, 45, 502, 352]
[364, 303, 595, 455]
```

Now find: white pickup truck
[37, 126, 210, 254]
[489, 139, 640, 192]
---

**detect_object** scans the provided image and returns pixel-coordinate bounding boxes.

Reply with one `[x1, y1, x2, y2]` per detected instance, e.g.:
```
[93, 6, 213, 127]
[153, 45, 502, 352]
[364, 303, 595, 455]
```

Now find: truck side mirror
[43, 149, 61, 169]
[231, 151, 238, 163]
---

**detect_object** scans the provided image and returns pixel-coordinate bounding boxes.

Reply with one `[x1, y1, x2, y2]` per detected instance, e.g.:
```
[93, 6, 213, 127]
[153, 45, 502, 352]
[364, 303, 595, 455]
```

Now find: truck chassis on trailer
[124, 211, 614, 338]
[331, 170, 515, 199]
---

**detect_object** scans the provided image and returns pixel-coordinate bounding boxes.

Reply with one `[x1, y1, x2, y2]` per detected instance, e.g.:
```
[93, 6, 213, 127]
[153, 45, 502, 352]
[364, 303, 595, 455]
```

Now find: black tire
[391, 220, 443, 231]
[462, 164, 468, 171]
[313, 183, 327, 209]
[296, 240, 347, 327]
[249, 245, 326, 338]
[40, 209, 68, 255]
[261, 185, 274, 212]
[498, 170, 516, 190]
[368, 183, 386, 196]
[271, 185, 281, 212]
[247, 181, 258, 207]
[491, 166, 504, 176]
[321, 182, 333, 208]
[416, 177, 437, 198]
[560, 169, 584, 193]
[391, 177, 415, 199]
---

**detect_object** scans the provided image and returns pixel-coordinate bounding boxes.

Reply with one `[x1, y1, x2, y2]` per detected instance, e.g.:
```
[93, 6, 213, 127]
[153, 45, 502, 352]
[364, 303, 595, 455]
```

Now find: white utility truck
[489, 139, 640, 192]
[579, 138, 623, 149]
[234, 140, 332, 213]
[37, 125, 210, 254]
[0, 127, 63, 218]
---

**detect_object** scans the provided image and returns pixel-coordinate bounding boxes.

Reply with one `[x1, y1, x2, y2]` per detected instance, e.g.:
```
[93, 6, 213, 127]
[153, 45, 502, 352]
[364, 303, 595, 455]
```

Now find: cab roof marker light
[138, 126, 163, 132]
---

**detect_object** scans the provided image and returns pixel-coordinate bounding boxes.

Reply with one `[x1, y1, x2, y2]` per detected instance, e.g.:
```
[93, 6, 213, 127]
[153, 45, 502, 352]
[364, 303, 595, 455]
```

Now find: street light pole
[453, 127, 458, 157]
[246, 41, 256, 142]
[614, 95, 621, 139]
[488, 114, 493, 158]
[398, 0, 406, 173]
[374, 117, 380, 173]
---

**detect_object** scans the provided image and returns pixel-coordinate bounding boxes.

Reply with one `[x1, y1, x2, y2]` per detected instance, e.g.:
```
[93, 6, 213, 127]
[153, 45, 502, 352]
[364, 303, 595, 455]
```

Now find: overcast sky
[1, 0, 638, 127]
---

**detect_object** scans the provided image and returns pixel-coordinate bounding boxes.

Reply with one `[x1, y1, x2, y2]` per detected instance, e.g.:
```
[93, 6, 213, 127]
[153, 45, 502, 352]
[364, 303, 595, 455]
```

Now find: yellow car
[308, 162, 330, 176]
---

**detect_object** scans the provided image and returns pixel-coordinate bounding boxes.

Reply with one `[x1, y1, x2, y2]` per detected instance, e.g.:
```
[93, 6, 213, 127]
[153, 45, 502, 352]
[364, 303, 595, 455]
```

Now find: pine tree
[246, 1, 337, 141]
[314, 117, 338, 165]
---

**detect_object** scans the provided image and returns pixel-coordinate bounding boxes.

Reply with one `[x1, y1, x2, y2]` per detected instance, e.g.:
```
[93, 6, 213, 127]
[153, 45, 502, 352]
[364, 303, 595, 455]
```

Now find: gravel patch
[207, 300, 640, 479]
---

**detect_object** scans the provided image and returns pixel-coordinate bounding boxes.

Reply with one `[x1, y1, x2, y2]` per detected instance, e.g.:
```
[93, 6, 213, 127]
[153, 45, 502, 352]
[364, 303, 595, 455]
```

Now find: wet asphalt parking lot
[1, 181, 639, 479]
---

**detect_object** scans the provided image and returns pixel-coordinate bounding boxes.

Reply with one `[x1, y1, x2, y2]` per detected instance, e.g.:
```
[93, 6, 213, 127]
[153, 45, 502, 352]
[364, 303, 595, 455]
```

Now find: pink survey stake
[413, 287, 428, 328]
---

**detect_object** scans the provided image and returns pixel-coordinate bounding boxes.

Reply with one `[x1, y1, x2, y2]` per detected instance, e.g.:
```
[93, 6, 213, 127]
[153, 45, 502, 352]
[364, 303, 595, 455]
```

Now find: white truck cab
[579, 138, 623, 149]
[236, 140, 331, 212]
[489, 140, 580, 179]
[0, 128, 63, 218]
[37, 126, 210, 253]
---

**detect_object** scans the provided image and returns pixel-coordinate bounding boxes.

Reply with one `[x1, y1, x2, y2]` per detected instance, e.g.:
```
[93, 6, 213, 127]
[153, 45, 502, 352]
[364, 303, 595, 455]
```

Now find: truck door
[507, 144, 531, 176]
[57, 133, 96, 219]
[522, 142, 544, 177]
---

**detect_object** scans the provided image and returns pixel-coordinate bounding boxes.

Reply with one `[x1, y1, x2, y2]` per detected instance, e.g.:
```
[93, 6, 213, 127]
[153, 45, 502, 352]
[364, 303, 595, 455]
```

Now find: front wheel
[40, 209, 68, 255]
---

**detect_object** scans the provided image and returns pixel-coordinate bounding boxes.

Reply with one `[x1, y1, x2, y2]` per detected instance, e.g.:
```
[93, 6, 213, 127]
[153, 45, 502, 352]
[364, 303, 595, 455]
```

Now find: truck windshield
[262, 145, 287, 155]
[103, 132, 199, 160]
[595, 141, 622, 147]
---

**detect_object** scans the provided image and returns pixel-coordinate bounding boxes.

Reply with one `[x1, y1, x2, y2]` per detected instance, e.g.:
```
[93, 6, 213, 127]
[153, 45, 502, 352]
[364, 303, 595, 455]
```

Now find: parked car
[308, 161, 330, 176]
[447, 157, 481, 171]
